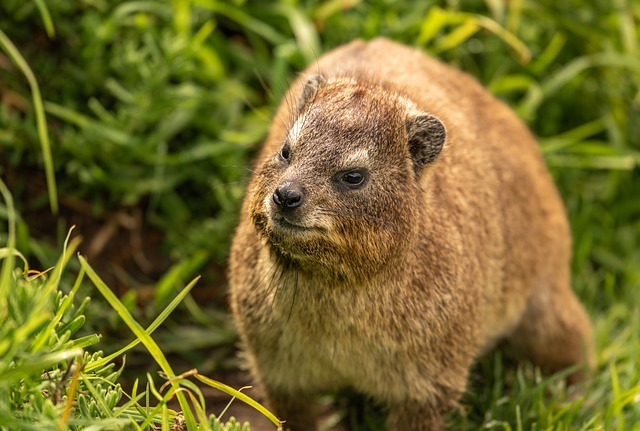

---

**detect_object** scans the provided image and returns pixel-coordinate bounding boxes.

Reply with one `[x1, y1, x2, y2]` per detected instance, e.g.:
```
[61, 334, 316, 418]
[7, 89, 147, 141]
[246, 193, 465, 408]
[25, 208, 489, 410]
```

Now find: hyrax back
[228, 38, 593, 431]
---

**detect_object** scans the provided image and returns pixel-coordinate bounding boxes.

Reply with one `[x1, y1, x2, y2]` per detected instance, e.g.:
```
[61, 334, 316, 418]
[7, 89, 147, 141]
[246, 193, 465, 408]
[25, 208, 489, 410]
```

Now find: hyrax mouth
[272, 215, 312, 232]
[264, 193, 331, 246]
[267, 179, 317, 233]
[268, 204, 327, 235]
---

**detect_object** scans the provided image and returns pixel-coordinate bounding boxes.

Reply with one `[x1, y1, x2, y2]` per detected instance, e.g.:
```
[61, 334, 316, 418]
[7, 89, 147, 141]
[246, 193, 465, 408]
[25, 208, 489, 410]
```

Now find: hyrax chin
[228, 38, 593, 431]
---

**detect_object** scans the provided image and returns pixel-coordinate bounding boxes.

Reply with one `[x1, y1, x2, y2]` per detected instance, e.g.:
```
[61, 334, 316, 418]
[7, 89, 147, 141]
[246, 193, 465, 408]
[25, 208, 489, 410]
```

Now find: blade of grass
[0, 30, 58, 214]
[31, 234, 82, 352]
[0, 178, 17, 306]
[417, 6, 449, 45]
[173, 0, 192, 37]
[162, 403, 170, 431]
[609, 362, 623, 431]
[540, 119, 607, 153]
[530, 32, 567, 75]
[113, 391, 146, 418]
[69, 334, 102, 350]
[185, 390, 211, 431]
[420, 8, 531, 63]
[484, 0, 505, 23]
[195, 0, 287, 45]
[79, 255, 197, 430]
[271, 4, 321, 64]
[545, 154, 636, 170]
[520, 52, 640, 120]
[505, 0, 523, 34]
[488, 74, 535, 94]
[194, 371, 282, 428]
[44, 226, 78, 290]
[160, 375, 206, 410]
[474, 14, 531, 63]
[0, 349, 83, 381]
[60, 356, 83, 427]
[0, 248, 28, 273]
[154, 249, 207, 308]
[313, 0, 360, 23]
[33, 0, 55, 38]
[0, 313, 52, 358]
[0, 211, 60, 357]
[81, 373, 116, 419]
[84, 275, 200, 372]
[616, 0, 638, 58]
[433, 20, 480, 53]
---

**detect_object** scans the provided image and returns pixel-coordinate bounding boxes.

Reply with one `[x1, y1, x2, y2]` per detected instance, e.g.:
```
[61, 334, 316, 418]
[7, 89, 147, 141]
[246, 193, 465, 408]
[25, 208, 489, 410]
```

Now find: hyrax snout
[228, 38, 593, 431]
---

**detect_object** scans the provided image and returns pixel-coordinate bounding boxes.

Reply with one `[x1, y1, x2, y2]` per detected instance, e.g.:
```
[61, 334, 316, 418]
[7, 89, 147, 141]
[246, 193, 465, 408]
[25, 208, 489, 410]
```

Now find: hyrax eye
[279, 143, 291, 162]
[335, 169, 369, 190]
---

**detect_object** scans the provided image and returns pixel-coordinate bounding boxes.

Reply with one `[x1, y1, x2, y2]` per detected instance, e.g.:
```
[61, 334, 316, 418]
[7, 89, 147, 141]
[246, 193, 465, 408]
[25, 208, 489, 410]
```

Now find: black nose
[273, 181, 304, 210]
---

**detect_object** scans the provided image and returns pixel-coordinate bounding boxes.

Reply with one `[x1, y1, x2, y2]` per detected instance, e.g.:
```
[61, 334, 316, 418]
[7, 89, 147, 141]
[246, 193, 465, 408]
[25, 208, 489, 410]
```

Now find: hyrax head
[250, 74, 446, 282]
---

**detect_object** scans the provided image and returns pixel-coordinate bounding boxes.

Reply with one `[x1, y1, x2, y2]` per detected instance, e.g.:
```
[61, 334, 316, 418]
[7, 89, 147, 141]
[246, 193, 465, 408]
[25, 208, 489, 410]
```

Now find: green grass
[0, 0, 639, 430]
[0, 178, 277, 430]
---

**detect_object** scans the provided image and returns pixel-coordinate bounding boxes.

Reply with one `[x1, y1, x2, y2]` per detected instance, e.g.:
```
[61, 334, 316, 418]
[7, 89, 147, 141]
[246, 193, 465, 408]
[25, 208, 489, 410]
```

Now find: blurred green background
[1, 0, 639, 429]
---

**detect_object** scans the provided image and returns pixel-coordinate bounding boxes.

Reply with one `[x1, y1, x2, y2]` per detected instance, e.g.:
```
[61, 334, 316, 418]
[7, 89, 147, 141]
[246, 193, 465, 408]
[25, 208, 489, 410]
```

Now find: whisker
[285, 269, 300, 324]
[253, 68, 274, 105]
[250, 258, 280, 311]
[244, 167, 274, 190]
[270, 262, 286, 308]
[219, 164, 275, 191]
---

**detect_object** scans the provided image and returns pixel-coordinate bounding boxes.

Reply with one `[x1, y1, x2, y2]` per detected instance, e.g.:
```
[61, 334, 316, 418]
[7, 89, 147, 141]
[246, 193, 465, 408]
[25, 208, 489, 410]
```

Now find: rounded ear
[406, 114, 446, 171]
[297, 74, 325, 112]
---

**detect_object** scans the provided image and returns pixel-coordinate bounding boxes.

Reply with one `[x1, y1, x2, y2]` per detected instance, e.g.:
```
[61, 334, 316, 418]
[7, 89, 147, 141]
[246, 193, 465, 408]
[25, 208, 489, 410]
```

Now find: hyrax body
[228, 38, 593, 430]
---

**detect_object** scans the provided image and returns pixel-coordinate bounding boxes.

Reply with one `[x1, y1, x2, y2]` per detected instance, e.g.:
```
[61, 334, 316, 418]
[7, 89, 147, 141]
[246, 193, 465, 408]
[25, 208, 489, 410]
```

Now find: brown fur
[228, 38, 593, 431]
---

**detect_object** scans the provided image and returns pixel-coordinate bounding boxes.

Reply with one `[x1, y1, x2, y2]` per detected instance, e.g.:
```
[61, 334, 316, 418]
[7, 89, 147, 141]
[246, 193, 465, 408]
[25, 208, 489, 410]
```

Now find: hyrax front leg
[386, 396, 461, 431]
[384, 373, 466, 431]
[509, 265, 594, 383]
[266, 389, 318, 431]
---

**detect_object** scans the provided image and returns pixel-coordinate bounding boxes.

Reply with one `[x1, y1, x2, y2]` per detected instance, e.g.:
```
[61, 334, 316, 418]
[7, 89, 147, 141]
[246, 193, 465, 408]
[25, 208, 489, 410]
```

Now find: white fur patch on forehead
[325, 76, 359, 86]
[287, 113, 307, 144]
[401, 96, 420, 115]
[342, 148, 371, 167]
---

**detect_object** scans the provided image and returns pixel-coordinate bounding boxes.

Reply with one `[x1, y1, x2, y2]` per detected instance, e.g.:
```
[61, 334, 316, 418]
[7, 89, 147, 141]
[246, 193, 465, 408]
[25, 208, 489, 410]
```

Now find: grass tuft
[0, 189, 278, 429]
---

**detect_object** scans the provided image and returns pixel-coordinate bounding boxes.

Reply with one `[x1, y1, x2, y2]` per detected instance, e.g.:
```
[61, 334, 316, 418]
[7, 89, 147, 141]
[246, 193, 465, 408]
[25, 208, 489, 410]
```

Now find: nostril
[286, 191, 302, 208]
[273, 183, 304, 210]
[273, 188, 285, 207]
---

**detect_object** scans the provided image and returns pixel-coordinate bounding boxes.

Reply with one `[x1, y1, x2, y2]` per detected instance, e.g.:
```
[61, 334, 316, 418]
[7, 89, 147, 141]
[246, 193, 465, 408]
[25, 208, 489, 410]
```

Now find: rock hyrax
[228, 38, 593, 431]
